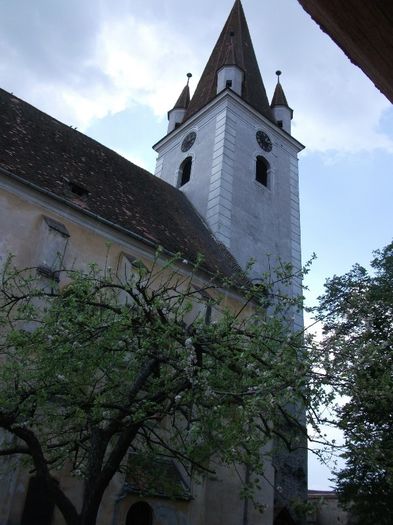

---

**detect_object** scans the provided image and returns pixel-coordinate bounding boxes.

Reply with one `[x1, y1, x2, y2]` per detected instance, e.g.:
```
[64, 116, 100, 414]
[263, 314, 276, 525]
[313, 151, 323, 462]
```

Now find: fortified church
[0, 1, 305, 524]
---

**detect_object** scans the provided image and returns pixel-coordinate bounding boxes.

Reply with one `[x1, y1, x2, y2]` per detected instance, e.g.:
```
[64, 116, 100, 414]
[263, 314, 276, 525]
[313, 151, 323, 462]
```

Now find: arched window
[179, 157, 192, 187]
[126, 501, 153, 525]
[255, 156, 269, 187]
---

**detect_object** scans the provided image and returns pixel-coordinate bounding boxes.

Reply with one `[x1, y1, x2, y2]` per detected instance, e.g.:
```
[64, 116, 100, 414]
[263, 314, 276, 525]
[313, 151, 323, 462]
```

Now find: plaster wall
[154, 94, 306, 522]
[155, 93, 308, 524]
[217, 66, 244, 97]
[154, 104, 219, 220]
[271, 106, 292, 134]
[225, 97, 302, 287]
[308, 494, 351, 525]
[155, 92, 303, 283]
[0, 180, 275, 525]
[204, 461, 274, 525]
[168, 108, 187, 134]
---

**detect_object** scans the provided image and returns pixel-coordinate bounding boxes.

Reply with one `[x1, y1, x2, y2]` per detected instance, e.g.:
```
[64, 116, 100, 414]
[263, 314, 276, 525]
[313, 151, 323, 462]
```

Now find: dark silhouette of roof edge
[297, 0, 393, 104]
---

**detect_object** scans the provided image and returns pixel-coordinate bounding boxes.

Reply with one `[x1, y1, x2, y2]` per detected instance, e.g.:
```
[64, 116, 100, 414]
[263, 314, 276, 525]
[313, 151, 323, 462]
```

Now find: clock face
[256, 130, 272, 152]
[181, 131, 197, 152]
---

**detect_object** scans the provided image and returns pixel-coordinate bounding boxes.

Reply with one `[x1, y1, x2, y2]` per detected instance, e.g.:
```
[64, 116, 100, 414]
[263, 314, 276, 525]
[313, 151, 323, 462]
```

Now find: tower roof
[184, 0, 274, 122]
[271, 77, 289, 108]
[172, 84, 190, 111]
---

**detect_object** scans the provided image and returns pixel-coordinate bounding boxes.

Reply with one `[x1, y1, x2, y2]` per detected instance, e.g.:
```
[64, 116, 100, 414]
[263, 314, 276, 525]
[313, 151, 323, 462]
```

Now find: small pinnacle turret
[271, 70, 293, 133]
[173, 73, 192, 110]
[271, 70, 289, 107]
[167, 73, 192, 133]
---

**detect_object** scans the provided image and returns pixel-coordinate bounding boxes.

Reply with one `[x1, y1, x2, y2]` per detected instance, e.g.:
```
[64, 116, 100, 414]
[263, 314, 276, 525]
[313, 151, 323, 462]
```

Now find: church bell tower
[153, 0, 303, 288]
[153, 1, 306, 521]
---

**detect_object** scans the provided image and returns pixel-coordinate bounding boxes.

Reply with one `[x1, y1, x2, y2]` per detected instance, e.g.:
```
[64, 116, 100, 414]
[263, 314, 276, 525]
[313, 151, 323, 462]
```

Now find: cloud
[114, 148, 150, 171]
[0, 1, 200, 131]
[248, 0, 393, 154]
[0, 0, 391, 155]
[292, 71, 393, 154]
[95, 14, 199, 118]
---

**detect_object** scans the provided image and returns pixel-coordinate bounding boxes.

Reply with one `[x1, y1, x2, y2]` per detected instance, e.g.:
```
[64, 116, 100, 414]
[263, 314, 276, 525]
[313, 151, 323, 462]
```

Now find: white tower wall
[154, 89, 305, 525]
[154, 91, 303, 286]
[271, 105, 292, 134]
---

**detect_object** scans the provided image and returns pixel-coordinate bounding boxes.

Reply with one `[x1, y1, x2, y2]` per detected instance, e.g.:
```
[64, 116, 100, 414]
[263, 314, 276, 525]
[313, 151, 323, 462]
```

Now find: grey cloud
[0, 0, 103, 86]
[0, 0, 390, 152]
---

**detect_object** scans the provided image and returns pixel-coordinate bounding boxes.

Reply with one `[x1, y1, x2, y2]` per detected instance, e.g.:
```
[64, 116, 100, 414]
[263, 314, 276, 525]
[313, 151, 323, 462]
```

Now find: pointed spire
[270, 71, 293, 133]
[271, 70, 289, 108]
[172, 73, 192, 110]
[167, 74, 193, 133]
[184, 0, 274, 122]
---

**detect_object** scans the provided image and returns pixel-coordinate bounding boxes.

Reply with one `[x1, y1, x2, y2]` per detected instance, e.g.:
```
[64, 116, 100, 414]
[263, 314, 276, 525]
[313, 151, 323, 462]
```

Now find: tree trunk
[77, 425, 140, 525]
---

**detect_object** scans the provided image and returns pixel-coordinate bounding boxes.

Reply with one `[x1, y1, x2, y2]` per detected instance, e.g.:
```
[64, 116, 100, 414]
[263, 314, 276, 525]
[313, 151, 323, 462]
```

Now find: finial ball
[187, 72, 192, 78]
[276, 70, 282, 77]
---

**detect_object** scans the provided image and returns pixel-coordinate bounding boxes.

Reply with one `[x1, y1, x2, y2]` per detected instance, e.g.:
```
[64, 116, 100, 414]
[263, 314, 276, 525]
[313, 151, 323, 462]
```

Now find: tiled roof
[0, 88, 243, 280]
[184, 0, 274, 122]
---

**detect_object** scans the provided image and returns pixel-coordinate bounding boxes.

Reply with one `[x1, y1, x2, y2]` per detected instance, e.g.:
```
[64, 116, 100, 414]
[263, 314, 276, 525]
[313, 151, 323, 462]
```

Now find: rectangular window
[256, 156, 269, 187]
[116, 252, 147, 304]
[36, 216, 70, 280]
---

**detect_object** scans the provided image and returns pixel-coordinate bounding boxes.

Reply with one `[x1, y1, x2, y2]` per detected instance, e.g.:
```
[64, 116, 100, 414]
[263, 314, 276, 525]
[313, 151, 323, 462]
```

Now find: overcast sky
[1, 0, 392, 491]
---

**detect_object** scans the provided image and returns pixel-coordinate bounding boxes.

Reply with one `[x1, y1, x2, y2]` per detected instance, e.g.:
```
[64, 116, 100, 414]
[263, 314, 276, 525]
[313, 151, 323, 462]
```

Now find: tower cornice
[153, 89, 304, 153]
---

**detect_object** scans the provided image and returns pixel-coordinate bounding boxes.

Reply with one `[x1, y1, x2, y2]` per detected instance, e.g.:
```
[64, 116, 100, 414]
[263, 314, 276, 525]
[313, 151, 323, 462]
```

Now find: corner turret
[167, 73, 192, 133]
[271, 70, 293, 133]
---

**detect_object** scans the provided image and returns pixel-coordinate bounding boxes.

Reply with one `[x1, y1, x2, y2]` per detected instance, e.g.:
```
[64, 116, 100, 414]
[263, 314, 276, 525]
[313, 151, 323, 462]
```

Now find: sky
[1, 0, 392, 491]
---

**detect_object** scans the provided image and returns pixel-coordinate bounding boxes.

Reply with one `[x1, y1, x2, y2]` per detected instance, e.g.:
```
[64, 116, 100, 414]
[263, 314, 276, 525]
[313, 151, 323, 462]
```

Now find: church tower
[154, 4, 306, 519]
[154, 0, 303, 288]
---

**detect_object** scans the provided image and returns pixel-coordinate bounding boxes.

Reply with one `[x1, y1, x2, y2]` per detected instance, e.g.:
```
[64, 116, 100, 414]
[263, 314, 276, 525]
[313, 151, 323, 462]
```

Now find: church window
[255, 156, 269, 187]
[116, 253, 147, 304]
[126, 501, 153, 525]
[37, 215, 70, 281]
[277, 120, 283, 128]
[117, 253, 147, 281]
[179, 157, 192, 187]
[226, 80, 232, 88]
